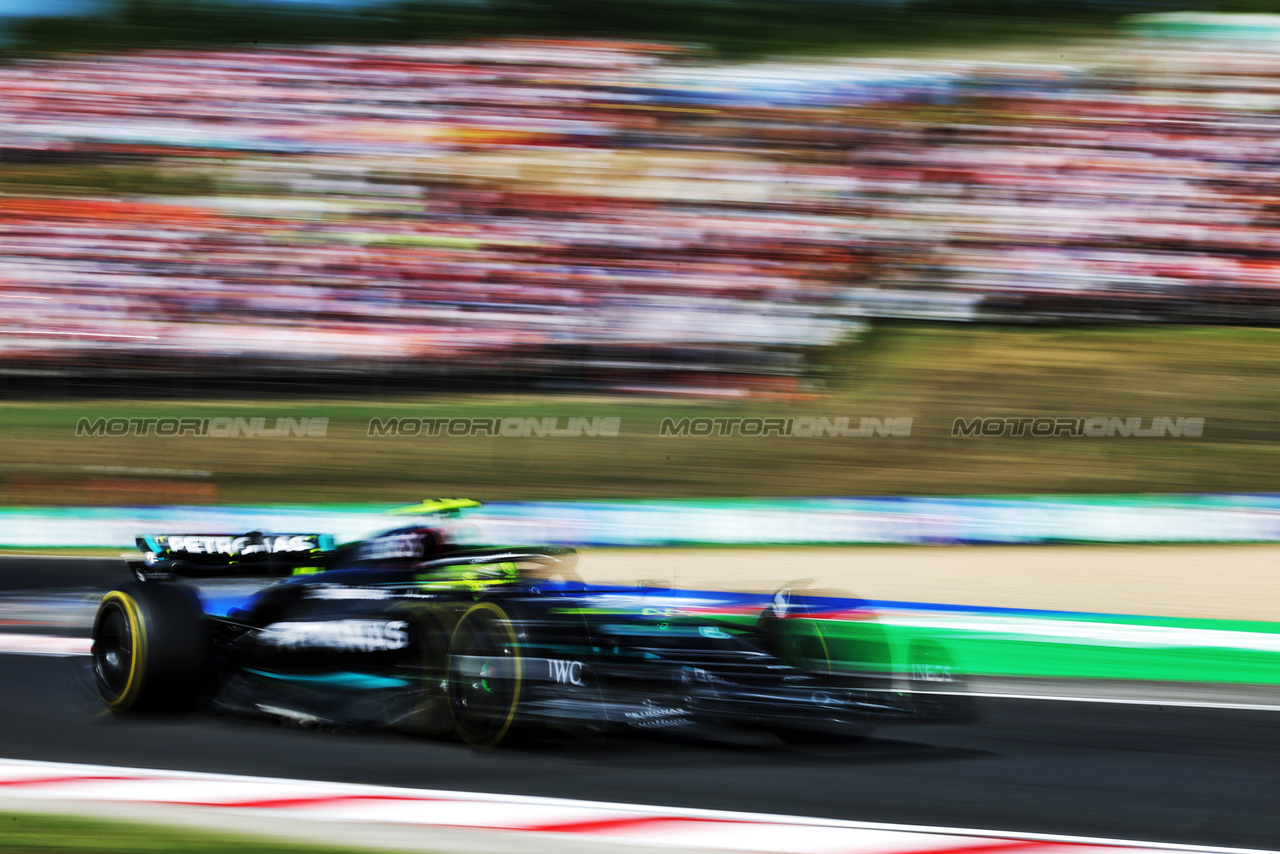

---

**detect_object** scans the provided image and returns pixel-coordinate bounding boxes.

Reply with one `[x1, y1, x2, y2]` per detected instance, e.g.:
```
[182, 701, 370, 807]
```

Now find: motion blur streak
[4, 31, 1280, 388]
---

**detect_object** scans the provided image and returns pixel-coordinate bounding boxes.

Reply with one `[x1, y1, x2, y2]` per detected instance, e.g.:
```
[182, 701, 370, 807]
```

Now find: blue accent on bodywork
[193, 573, 1121, 624]
[244, 668, 410, 691]
[199, 590, 266, 618]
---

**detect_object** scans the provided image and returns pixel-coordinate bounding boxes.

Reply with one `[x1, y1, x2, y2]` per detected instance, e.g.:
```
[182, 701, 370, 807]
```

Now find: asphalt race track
[1, 557, 1279, 851]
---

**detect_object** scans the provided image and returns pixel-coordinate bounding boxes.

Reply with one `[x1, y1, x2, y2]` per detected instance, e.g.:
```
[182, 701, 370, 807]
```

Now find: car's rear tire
[91, 582, 209, 713]
[447, 602, 525, 747]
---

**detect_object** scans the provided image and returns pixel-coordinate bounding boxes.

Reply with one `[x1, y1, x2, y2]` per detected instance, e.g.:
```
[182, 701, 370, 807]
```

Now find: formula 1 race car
[91, 500, 974, 747]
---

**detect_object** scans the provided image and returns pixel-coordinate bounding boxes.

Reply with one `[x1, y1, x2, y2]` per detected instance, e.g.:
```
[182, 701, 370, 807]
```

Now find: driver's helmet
[414, 556, 520, 593]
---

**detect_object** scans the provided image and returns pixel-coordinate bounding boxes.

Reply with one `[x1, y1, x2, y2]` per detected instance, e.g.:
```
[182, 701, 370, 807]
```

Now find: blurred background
[7, 0, 1280, 757]
[2, 0, 1280, 505]
[5, 10, 1280, 845]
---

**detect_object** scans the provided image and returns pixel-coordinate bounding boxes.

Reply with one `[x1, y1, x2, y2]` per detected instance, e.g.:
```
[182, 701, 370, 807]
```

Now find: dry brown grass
[2, 324, 1279, 504]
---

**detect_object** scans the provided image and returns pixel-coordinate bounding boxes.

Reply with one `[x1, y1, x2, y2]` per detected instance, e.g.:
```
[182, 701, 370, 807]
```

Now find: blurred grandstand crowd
[1, 35, 1279, 386]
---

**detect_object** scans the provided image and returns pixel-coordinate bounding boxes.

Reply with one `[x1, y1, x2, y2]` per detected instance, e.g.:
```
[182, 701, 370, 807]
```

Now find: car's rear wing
[130, 533, 336, 580]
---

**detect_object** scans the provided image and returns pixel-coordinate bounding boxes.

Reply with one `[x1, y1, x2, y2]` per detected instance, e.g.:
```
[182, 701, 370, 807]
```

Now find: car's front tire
[447, 602, 525, 747]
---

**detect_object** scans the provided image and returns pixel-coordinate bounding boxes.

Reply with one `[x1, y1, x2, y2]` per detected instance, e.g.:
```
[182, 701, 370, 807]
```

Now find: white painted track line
[912, 689, 1280, 712]
[0, 634, 90, 656]
[0, 759, 1266, 854]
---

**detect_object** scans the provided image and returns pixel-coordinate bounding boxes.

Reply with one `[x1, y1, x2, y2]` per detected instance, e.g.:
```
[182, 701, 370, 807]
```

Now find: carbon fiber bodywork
[98, 522, 975, 745]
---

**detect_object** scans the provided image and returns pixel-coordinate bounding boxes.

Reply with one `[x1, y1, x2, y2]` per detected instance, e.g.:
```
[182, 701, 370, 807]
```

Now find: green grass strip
[720, 604, 1280, 685]
[0, 812, 402, 854]
[870, 613, 1280, 684]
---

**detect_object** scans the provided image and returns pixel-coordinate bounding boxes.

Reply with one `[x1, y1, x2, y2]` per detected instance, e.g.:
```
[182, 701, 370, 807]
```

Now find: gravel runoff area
[576, 544, 1280, 623]
[0, 543, 1275, 622]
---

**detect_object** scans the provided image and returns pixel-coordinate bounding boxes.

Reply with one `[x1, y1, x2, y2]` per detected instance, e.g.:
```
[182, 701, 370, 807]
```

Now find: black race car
[92, 499, 974, 747]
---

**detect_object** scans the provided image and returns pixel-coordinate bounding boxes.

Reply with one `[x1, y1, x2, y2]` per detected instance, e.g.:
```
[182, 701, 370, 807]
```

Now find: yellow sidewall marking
[100, 591, 147, 712]
[448, 602, 523, 748]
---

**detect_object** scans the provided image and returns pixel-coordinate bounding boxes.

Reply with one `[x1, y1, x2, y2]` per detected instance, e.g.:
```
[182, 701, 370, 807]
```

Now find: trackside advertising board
[6, 495, 1280, 548]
